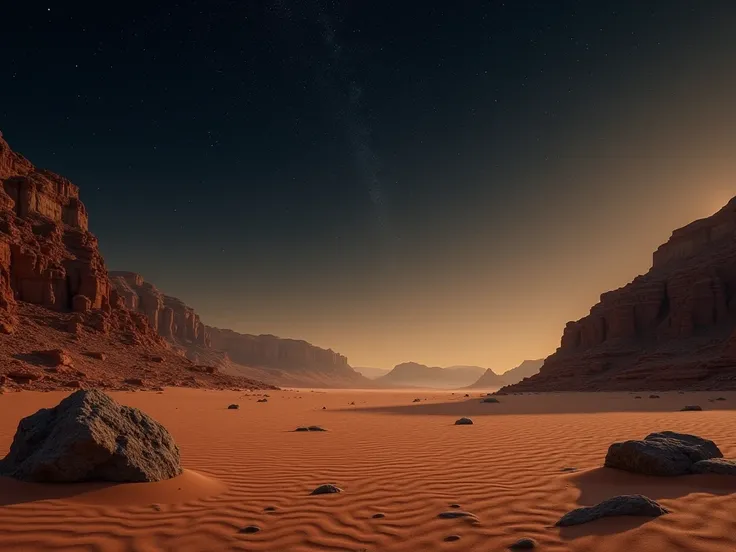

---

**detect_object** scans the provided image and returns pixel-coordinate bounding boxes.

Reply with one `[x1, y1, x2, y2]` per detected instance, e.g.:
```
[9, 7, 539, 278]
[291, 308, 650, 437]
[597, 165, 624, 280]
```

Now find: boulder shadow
[0, 476, 121, 506]
[558, 467, 736, 539]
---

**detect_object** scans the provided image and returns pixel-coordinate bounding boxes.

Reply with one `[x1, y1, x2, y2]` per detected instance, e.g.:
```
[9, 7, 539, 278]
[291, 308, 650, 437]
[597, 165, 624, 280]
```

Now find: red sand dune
[2, 389, 736, 551]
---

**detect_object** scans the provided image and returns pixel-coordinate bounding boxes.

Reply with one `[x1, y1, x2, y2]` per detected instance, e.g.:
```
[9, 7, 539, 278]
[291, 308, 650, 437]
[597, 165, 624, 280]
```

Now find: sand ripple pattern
[1, 389, 736, 551]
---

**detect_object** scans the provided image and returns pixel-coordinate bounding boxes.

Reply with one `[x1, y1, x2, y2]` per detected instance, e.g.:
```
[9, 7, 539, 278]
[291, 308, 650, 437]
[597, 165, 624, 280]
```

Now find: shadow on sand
[557, 467, 736, 539]
[342, 392, 736, 416]
[0, 476, 121, 506]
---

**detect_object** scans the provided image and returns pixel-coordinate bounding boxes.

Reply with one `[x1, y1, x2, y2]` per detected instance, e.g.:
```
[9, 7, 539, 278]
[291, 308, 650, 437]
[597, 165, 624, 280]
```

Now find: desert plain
[2, 388, 736, 552]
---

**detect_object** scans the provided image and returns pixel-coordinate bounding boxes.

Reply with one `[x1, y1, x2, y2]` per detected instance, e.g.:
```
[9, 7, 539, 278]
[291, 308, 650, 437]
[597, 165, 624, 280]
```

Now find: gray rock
[310, 484, 342, 495]
[691, 458, 736, 475]
[307, 425, 327, 432]
[509, 538, 537, 549]
[295, 427, 310, 432]
[556, 495, 669, 527]
[680, 405, 702, 411]
[455, 417, 473, 425]
[0, 389, 182, 483]
[604, 431, 722, 476]
[239, 525, 260, 534]
[227, 404, 239, 410]
[482, 397, 500, 403]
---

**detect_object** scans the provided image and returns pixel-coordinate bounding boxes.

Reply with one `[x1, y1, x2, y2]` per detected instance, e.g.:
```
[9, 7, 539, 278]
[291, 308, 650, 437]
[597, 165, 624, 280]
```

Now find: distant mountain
[377, 362, 487, 388]
[464, 368, 506, 389]
[354, 366, 392, 379]
[499, 359, 544, 385]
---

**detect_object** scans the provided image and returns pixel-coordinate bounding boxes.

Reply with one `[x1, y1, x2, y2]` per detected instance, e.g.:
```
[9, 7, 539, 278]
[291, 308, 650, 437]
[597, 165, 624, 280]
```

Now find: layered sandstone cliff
[109, 273, 372, 387]
[0, 132, 273, 392]
[109, 272, 210, 347]
[503, 197, 736, 392]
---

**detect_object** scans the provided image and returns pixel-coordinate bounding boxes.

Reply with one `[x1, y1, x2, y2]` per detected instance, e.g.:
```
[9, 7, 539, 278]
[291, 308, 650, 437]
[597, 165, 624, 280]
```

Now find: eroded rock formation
[503, 197, 736, 391]
[109, 272, 210, 347]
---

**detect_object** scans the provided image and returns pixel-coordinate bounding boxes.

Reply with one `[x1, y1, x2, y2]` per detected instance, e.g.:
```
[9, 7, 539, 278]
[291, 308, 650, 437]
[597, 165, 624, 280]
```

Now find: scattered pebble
[482, 397, 500, 403]
[413, 398, 422, 402]
[455, 417, 473, 425]
[556, 495, 669, 527]
[449, 503, 461, 508]
[680, 405, 702, 411]
[444, 535, 461, 542]
[371, 513, 385, 519]
[561, 467, 577, 472]
[264, 506, 277, 512]
[239, 525, 260, 534]
[295, 426, 327, 432]
[634, 396, 642, 399]
[227, 404, 239, 410]
[310, 484, 342, 495]
[509, 537, 537, 549]
[438, 511, 477, 520]
[257, 398, 268, 403]
[649, 395, 660, 399]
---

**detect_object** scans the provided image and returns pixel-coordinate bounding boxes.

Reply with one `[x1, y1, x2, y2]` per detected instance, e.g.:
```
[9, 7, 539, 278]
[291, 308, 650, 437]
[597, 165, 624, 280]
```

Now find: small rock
[124, 378, 145, 386]
[295, 426, 310, 432]
[680, 405, 702, 411]
[310, 484, 342, 495]
[556, 495, 669, 527]
[322, 406, 326, 410]
[264, 506, 277, 512]
[449, 503, 461, 508]
[413, 398, 422, 402]
[649, 394, 660, 399]
[444, 535, 461, 542]
[438, 511, 478, 520]
[691, 458, 736, 475]
[257, 398, 268, 403]
[86, 352, 106, 361]
[148, 356, 165, 363]
[716, 397, 727, 401]
[509, 538, 537, 550]
[482, 397, 500, 403]
[455, 417, 473, 425]
[372, 513, 385, 519]
[239, 525, 260, 534]
[634, 396, 642, 399]
[464, 394, 470, 397]
[561, 467, 577, 472]
[307, 425, 326, 431]
[227, 404, 240, 410]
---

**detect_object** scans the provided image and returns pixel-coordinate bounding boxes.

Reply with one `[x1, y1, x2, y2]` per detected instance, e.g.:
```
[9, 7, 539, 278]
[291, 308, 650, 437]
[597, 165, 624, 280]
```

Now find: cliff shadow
[343, 392, 736, 416]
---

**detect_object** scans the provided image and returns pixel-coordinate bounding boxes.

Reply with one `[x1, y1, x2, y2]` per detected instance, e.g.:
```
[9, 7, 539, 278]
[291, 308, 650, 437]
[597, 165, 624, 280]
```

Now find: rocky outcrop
[376, 362, 487, 388]
[0, 133, 110, 321]
[0, 389, 182, 482]
[109, 272, 210, 347]
[556, 495, 669, 527]
[503, 197, 736, 392]
[0, 132, 275, 392]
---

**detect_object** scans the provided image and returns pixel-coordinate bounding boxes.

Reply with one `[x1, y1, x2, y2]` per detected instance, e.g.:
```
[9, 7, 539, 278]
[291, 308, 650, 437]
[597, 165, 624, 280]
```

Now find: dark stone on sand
[691, 458, 736, 475]
[257, 398, 268, 403]
[438, 511, 478, 520]
[649, 394, 660, 399]
[604, 431, 723, 476]
[239, 525, 260, 534]
[0, 389, 182, 483]
[296, 426, 327, 432]
[482, 397, 500, 403]
[264, 506, 278, 512]
[464, 394, 470, 397]
[372, 513, 385, 519]
[634, 396, 642, 399]
[561, 467, 577, 472]
[680, 405, 702, 411]
[509, 537, 537, 549]
[449, 503, 461, 508]
[455, 417, 473, 425]
[413, 398, 422, 402]
[310, 484, 342, 495]
[295, 427, 310, 432]
[716, 397, 727, 401]
[444, 535, 461, 542]
[556, 495, 669, 527]
[228, 404, 240, 410]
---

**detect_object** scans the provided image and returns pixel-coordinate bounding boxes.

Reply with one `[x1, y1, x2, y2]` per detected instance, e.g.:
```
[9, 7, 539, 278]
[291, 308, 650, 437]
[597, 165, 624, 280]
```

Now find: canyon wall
[503, 197, 736, 391]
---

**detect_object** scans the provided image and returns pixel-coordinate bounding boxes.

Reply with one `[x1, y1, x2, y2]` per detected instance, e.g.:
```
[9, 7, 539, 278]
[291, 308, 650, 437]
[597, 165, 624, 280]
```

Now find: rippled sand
[1, 388, 736, 551]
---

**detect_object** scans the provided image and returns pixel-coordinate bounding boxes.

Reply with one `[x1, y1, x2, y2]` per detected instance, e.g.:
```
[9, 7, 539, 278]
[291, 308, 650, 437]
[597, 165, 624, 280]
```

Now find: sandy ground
[2, 388, 736, 551]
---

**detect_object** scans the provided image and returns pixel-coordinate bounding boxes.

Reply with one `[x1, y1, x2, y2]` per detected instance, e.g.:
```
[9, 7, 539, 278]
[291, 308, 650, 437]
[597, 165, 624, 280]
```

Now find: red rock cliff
[207, 327, 350, 373]
[109, 272, 210, 347]
[504, 197, 736, 391]
[0, 132, 110, 319]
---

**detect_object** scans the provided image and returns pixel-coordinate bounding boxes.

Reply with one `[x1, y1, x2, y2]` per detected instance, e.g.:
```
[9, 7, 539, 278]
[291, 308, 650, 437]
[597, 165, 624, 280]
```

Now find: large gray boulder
[0, 389, 182, 483]
[604, 431, 722, 476]
[556, 495, 669, 527]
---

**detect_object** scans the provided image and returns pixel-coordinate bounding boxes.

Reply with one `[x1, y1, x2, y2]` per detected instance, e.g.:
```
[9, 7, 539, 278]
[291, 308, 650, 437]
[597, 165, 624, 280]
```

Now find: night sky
[2, 1, 735, 370]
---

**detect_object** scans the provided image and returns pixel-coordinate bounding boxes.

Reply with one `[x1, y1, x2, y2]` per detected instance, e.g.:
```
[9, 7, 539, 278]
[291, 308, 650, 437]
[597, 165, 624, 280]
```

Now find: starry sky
[2, 1, 735, 371]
